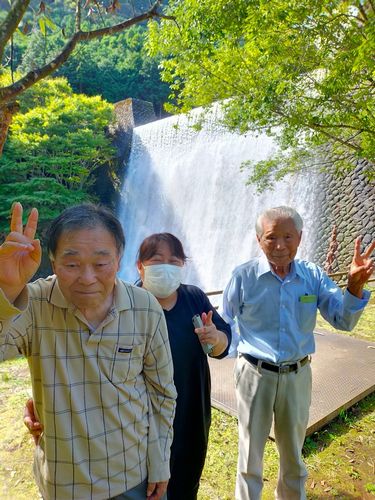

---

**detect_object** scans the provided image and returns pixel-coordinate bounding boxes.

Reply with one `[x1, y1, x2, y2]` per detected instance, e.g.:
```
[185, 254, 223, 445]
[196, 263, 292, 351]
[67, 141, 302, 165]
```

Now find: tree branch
[75, 0, 82, 33]
[358, 3, 368, 22]
[275, 108, 363, 152]
[0, 2, 168, 104]
[316, 12, 366, 27]
[0, 101, 20, 155]
[305, 123, 363, 151]
[308, 123, 373, 135]
[0, 0, 31, 62]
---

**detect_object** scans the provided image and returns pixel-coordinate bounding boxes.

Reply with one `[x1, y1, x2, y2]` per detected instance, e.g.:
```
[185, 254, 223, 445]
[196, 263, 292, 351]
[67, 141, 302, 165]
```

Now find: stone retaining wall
[314, 162, 374, 272]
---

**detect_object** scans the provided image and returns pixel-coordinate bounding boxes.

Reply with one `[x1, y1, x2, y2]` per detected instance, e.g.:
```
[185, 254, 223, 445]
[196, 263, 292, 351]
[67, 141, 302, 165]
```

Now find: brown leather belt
[241, 353, 309, 373]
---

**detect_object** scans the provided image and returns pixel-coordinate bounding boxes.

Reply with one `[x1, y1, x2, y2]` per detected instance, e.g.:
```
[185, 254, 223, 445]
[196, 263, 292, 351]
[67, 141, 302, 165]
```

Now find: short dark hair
[137, 233, 187, 263]
[47, 204, 125, 259]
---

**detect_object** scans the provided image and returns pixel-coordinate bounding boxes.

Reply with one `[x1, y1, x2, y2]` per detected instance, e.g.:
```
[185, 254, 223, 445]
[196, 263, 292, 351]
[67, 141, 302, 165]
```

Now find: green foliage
[148, 0, 375, 189]
[303, 436, 319, 454]
[56, 26, 170, 109]
[0, 76, 115, 234]
[4, 2, 169, 111]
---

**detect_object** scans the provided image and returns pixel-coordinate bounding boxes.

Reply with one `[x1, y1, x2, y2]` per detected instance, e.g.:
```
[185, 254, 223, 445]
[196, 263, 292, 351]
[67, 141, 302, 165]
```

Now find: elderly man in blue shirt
[223, 206, 374, 500]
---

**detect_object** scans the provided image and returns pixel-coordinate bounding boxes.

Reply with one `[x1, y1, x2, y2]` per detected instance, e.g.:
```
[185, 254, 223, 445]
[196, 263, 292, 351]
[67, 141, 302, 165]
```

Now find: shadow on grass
[303, 392, 375, 457]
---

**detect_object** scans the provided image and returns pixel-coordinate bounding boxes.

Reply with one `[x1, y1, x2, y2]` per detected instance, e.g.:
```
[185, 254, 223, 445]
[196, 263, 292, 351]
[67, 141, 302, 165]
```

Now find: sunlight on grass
[0, 359, 39, 500]
[201, 393, 375, 499]
[315, 296, 375, 342]
[1, 287, 374, 500]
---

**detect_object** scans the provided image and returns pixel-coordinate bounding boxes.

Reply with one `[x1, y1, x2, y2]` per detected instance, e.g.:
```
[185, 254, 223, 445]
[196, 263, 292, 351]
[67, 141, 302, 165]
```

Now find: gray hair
[255, 206, 303, 237]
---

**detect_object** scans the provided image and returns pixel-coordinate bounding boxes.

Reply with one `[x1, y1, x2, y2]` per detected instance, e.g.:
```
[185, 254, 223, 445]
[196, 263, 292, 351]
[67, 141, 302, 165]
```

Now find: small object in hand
[192, 314, 213, 355]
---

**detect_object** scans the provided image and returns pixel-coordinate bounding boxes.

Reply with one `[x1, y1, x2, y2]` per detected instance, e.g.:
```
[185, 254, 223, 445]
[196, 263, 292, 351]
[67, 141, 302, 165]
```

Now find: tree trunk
[0, 102, 19, 155]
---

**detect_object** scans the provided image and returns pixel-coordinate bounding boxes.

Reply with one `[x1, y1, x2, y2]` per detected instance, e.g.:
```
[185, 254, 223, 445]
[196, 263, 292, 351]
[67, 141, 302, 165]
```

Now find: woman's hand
[146, 480, 168, 500]
[195, 311, 228, 356]
[23, 398, 43, 445]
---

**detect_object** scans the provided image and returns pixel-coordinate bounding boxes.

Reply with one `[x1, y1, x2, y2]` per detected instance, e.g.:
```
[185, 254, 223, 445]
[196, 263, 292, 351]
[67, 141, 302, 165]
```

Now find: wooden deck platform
[208, 330, 375, 436]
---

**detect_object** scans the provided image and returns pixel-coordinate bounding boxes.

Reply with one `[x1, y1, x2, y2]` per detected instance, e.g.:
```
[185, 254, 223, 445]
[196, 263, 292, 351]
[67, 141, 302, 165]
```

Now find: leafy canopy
[0, 0, 169, 154]
[0, 75, 115, 234]
[148, 0, 375, 190]
[13, 13, 169, 109]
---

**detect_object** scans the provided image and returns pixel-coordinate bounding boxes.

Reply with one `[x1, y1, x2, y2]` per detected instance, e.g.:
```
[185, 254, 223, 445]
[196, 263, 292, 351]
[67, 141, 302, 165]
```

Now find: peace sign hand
[195, 310, 229, 357]
[0, 202, 41, 303]
[347, 237, 375, 298]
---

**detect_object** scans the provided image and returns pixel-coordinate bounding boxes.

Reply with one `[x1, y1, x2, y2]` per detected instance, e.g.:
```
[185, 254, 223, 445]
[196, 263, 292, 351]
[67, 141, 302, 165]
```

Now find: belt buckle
[279, 364, 291, 374]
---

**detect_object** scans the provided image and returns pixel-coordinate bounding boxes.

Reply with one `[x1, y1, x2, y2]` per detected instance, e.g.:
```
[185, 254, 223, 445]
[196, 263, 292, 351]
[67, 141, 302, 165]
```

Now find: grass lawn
[199, 288, 375, 499]
[1, 290, 374, 499]
[200, 394, 375, 499]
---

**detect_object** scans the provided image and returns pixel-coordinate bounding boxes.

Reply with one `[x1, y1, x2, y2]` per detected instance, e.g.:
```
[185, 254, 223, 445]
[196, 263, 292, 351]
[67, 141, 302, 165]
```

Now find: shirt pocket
[99, 343, 144, 384]
[297, 300, 317, 333]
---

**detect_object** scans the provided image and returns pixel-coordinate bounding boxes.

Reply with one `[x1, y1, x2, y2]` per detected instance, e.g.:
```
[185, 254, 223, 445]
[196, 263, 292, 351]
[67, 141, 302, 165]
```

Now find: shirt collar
[49, 275, 69, 308]
[257, 255, 303, 280]
[257, 255, 272, 277]
[113, 279, 134, 311]
[293, 259, 306, 279]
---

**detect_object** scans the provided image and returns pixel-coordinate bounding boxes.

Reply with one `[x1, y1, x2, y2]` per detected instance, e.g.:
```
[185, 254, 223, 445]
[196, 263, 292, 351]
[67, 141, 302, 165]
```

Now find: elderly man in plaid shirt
[0, 202, 177, 500]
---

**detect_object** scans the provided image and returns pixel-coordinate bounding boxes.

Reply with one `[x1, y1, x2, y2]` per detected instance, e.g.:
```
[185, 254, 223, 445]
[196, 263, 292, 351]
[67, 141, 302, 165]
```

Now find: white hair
[255, 206, 303, 237]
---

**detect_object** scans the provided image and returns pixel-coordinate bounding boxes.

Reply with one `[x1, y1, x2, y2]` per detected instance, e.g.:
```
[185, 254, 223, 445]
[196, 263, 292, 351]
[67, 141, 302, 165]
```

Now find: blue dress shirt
[223, 256, 370, 363]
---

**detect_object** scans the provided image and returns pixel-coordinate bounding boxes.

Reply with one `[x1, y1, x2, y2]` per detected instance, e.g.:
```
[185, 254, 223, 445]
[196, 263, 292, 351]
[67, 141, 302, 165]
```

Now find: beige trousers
[234, 355, 312, 500]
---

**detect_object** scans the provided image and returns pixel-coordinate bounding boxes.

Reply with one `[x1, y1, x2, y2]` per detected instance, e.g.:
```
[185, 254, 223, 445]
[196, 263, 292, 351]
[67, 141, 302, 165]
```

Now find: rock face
[313, 161, 374, 272]
[111, 98, 157, 166]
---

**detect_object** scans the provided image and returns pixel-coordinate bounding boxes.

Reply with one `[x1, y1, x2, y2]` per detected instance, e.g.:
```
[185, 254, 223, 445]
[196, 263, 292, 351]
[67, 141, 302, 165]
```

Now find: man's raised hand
[0, 202, 41, 302]
[347, 237, 375, 298]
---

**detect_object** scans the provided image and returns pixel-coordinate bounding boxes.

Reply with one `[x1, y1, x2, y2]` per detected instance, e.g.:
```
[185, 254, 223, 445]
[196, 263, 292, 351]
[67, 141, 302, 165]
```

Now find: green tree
[149, 0, 375, 190]
[0, 0, 171, 154]
[55, 26, 170, 112]
[0, 76, 115, 235]
[13, 6, 169, 113]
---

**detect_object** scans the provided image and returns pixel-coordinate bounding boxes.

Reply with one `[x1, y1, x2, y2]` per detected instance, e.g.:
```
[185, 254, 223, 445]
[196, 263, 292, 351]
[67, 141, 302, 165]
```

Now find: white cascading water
[118, 107, 320, 294]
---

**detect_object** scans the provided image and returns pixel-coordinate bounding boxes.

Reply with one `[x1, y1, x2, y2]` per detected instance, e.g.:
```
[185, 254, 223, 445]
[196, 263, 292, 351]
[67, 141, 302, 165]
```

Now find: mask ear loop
[136, 262, 145, 284]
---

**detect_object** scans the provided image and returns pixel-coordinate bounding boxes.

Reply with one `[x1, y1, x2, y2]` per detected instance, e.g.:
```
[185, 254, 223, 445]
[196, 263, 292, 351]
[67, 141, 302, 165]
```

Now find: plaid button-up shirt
[0, 276, 177, 500]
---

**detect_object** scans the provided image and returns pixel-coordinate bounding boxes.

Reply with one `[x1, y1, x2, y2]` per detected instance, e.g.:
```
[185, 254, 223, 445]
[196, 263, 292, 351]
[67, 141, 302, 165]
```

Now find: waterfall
[118, 107, 321, 293]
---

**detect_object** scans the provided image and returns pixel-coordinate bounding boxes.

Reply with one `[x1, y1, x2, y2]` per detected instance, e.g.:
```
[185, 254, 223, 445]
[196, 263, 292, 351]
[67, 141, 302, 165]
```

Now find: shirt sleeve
[0, 287, 30, 361]
[222, 272, 243, 358]
[143, 295, 177, 483]
[317, 270, 370, 331]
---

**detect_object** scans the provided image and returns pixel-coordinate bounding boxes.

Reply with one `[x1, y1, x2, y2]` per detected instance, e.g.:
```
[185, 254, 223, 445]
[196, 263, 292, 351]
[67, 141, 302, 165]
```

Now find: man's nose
[275, 238, 286, 249]
[78, 266, 96, 283]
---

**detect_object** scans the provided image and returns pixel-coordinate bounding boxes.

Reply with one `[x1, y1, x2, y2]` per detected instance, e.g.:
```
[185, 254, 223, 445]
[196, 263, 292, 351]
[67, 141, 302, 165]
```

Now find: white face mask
[142, 264, 183, 298]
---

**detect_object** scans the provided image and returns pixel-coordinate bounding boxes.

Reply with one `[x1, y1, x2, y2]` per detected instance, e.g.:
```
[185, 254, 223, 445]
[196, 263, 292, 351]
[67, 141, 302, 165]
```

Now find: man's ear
[50, 260, 56, 274]
[116, 254, 122, 272]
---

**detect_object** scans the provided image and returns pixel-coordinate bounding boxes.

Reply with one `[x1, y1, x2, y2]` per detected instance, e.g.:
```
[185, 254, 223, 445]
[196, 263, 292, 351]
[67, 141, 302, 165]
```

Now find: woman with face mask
[136, 233, 231, 500]
[24, 232, 231, 500]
